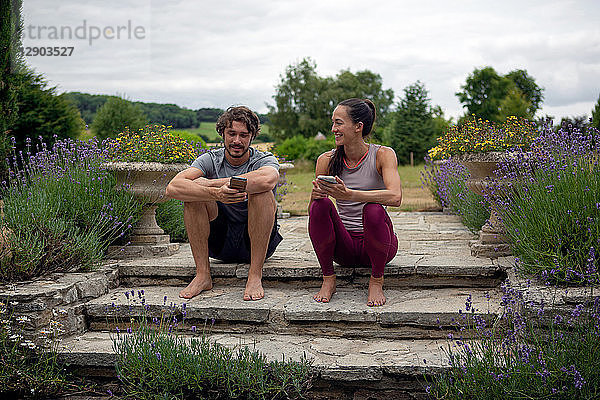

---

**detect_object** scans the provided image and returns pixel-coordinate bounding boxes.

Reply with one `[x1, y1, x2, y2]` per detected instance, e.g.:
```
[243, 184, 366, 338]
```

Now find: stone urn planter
[103, 162, 189, 258]
[455, 152, 513, 258]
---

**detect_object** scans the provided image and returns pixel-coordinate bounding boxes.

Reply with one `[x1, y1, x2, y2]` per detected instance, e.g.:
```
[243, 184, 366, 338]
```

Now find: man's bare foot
[243, 274, 264, 301]
[367, 276, 386, 307]
[313, 275, 336, 303]
[179, 274, 213, 299]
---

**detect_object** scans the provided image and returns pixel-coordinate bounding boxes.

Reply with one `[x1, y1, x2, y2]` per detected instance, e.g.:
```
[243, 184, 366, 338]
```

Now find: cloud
[21, 0, 600, 120]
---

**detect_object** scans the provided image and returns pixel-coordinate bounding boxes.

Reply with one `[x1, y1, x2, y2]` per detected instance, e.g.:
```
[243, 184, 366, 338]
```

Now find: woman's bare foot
[314, 275, 336, 303]
[179, 274, 213, 299]
[367, 276, 386, 306]
[243, 274, 264, 301]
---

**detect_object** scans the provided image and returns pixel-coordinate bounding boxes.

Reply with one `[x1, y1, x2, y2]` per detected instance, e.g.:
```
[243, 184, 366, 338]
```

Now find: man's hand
[215, 182, 247, 204]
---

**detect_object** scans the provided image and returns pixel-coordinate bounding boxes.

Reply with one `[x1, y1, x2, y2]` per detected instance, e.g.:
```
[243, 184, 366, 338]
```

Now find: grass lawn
[280, 162, 439, 216]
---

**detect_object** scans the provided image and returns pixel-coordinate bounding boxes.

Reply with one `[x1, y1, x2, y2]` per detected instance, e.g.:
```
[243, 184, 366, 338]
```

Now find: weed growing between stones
[0, 137, 142, 282]
[0, 299, 95, 398]
[108, 291, 313, 400]
[421, 157, 489, 233]
[493, 123, 600, 284]
[426, 284, 600, 399]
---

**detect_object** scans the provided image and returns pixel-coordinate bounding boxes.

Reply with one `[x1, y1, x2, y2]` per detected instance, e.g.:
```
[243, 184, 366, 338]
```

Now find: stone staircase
[3, 212, 510, 399]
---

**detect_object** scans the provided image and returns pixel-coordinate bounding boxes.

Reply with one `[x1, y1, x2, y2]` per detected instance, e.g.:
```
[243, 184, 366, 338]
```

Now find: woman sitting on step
[309, 98, 402, 307]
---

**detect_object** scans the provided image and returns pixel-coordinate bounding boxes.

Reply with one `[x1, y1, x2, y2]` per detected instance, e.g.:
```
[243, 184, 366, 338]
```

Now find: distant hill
[63, 92, 269, 129]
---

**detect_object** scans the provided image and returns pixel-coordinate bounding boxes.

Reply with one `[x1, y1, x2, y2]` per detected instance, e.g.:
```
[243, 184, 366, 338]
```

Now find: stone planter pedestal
[277, 162, 294, 218]
[104, 162, 188, 259]
[456, 152, 512, 258]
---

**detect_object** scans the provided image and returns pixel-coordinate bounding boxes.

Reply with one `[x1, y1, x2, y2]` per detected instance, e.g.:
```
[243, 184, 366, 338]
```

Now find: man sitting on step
[165, 106, 282, 301]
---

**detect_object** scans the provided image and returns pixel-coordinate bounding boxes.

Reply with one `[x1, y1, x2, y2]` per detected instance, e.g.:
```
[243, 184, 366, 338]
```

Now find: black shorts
[208, 202, 282, 263]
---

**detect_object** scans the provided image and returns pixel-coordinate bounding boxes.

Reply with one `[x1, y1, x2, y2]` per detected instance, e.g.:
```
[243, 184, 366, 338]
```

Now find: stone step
[86, 285, 501, 340]
[115, 243, 507, 288]
[58, 330, 448, 398]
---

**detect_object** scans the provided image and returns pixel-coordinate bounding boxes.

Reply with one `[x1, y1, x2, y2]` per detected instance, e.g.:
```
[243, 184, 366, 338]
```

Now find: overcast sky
[21, 0, 600, 122]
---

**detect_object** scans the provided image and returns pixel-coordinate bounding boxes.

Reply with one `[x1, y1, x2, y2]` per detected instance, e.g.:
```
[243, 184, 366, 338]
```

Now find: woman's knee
[362, 203, 386, 225]
[309, 198, 335, 218]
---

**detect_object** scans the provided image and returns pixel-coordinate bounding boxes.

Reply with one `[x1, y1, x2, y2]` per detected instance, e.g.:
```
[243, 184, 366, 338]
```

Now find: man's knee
[184, 201, 218, 221]
[248, 191, 276, 214]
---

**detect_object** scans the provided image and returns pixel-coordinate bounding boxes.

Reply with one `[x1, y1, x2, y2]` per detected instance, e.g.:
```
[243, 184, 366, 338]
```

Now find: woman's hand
[311, 179, 329, 201]
[315, 176, 353, 201]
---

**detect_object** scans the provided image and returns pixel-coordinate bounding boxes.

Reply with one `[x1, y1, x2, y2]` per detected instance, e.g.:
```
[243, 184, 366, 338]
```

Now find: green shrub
[429, 286, 600, 399]
[274, 135, 334, 162]
[112, 295, 313, 400]
[156, 200, 187, 242]
[0, 138, 141, 281]
[171, 129, 207, 148]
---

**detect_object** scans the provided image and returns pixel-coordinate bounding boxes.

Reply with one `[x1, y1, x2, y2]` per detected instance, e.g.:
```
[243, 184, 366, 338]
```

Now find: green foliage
[456, 67, 543, 123]
[197, 107, 224, 122]
[592, 94, 600, 130]
[0, 0, 23, 169]
[62, 91, 111, 125]
[502, 155, 600, 284]
[428, 117, 538, 160]
[112, 304, 313, 400]
[170, 129, 207, 147]
[10, 70, 85, 150]
[91, 96, 147, 139]
[383, 81, 439, 165]
[421, 159, 489, 233]
[106, 125, 204, 163]
[273, 135, 335, 162]
[156, 200, 187, 242]
[136, 102, 197, 129]
[267, 58, 394, 140]
[429, 288, 600, 399]
[1, 138, 141, 282]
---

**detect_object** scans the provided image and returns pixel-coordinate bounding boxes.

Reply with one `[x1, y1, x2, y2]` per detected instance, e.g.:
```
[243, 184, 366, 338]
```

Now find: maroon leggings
[308, 198, 398, 278]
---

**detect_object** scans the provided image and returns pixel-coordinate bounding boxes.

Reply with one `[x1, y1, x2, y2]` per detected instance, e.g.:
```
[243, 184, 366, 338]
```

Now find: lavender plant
[421, 157, 489, 233]
[0, 137, 142, 281]
[428, 284, 600, 399]
[110, 292, 313, 400]
[494, 124, 600, 284]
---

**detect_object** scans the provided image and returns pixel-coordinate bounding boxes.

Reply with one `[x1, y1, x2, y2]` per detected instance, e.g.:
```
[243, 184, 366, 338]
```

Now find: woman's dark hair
[216, 106, 261, 139]
[328, 98, 376, 176]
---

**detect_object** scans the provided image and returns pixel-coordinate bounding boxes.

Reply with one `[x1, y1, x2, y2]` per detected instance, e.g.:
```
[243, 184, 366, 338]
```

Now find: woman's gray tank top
[337, 143, 386, 231]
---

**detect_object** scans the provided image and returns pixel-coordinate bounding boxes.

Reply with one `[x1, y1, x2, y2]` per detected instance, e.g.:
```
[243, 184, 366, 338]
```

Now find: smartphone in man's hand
[229, 176, 247, 191]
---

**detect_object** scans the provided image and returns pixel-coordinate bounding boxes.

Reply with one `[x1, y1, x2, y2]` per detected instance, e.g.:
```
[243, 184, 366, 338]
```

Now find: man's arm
[165, 167, 246, 204]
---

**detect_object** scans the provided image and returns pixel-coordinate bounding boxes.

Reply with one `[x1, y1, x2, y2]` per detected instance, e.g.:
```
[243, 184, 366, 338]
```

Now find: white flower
[16, 316, 30, 324]
[8, 334, 22, 341]
[9, 301, 18, 306]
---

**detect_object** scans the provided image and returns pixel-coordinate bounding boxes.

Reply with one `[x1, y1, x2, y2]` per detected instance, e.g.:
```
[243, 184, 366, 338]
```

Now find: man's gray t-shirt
[191, 147, 280, 223]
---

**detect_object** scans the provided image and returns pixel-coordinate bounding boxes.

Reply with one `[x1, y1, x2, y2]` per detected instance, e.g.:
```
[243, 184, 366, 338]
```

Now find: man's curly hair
[216, 106, 261, 140]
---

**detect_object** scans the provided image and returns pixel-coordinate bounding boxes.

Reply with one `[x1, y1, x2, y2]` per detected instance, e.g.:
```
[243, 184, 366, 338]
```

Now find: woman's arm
[308, 151, 333, 211]
[318, 146, 403, 207]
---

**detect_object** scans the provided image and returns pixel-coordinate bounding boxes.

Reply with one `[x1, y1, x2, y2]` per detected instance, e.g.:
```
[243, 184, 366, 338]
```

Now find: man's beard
[225, 144, 250, 159]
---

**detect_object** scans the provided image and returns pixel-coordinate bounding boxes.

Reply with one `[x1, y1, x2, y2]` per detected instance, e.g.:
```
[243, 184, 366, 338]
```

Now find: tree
[267, 58, 394, 140]
[0, 0, 24, 171]
[456, 67, 543, 122]
[591, 94, 600, 130]
[91, 96, 147, 139]
[11, 70, 85, 149]
[383, 81, 439, 165]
